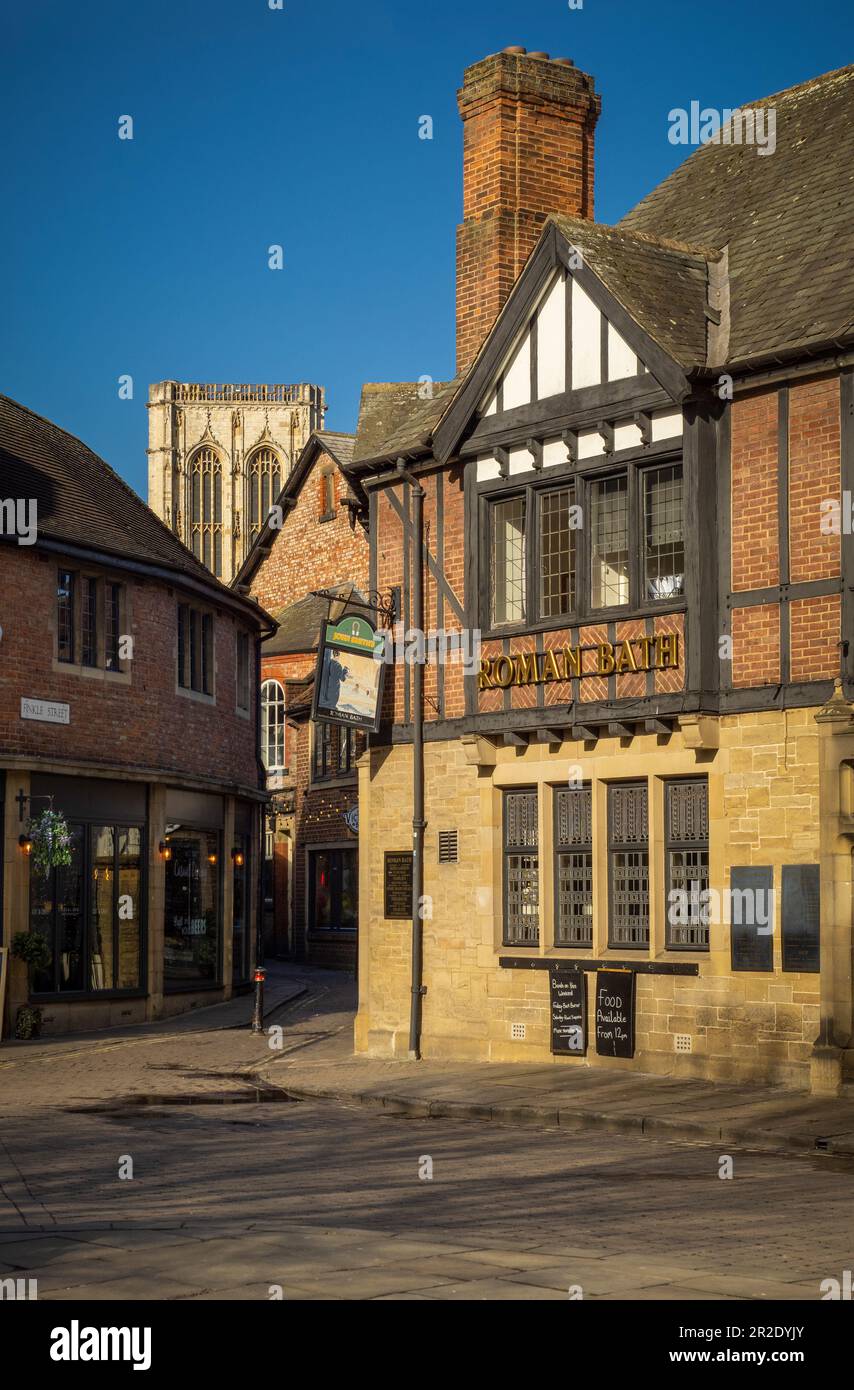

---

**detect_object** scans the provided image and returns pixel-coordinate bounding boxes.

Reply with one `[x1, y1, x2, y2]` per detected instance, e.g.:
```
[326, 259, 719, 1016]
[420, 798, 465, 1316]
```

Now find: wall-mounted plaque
[730, 867, 774, 972]
[549, 968, 586, 1055]
[781, 864, 820, 974]
[384, 851, 413, 920]
[594, 969, 635, 1058]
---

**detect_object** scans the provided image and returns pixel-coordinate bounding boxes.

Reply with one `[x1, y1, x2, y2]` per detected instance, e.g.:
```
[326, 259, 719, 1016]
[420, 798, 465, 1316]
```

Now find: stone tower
[147, 381, 325, 583]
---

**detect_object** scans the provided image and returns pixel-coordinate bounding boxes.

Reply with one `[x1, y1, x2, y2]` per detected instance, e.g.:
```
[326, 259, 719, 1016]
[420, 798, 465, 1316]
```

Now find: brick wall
[0, 545, 260, 789]
[249, 446, 368, 614]
[788, 376, 840, 582]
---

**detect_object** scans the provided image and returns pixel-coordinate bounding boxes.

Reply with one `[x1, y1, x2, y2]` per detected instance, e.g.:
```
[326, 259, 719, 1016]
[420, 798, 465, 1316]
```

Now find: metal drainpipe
[397, 459, 426, 1060]
[252, 630, 269, 1033]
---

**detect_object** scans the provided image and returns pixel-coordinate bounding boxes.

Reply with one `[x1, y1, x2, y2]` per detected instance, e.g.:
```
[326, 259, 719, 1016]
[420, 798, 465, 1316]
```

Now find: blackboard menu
[781, 864, 820, 973]
[549, 968, 586, 1055]
[595, 969, 635, 1058]
[730, 867, 774, 971]
[384, 851, 413, 920]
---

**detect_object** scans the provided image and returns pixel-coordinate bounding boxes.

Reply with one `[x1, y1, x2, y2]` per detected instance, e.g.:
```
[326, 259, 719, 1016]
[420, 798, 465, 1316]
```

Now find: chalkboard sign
[384, 851, 413, 920]
[781, 864, 820, 973]
[595, 969, 635, 1058]
[549, 968, 586, 1055]
[730, 866, 774, 972]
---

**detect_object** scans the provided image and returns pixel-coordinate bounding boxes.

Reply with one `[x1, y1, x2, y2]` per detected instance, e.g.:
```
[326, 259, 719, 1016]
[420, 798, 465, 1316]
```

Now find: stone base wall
[356, 708, 826, 1089]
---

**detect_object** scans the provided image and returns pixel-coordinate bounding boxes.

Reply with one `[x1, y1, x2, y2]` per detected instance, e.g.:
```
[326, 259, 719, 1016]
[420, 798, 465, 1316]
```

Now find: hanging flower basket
[27, 807, 73, 875]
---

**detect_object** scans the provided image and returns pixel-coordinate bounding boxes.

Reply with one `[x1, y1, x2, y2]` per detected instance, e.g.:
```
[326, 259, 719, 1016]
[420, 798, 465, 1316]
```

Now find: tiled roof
[550, 216, 715, 369]
[352, 380, 460, 464]
[621, 63, 854, 366]
[0, 393, 265, 620]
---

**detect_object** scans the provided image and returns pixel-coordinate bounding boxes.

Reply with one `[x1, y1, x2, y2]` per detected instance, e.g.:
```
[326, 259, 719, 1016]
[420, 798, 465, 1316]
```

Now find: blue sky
[1, 0, 849, 497]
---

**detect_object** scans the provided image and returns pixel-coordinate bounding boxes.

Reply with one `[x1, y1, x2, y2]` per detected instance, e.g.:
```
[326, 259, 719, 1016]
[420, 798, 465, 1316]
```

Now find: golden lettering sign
[478, 635, 680, 689]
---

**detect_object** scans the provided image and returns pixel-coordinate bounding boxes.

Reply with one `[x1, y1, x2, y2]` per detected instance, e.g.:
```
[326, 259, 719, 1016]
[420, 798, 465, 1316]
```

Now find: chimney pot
[553, 57, 574, 66]
[502, 45, 527, 54]
[527, 51, 550, 59]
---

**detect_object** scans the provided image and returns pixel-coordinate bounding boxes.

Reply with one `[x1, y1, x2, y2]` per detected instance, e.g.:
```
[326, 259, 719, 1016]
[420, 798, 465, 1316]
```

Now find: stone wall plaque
[781, 864, 820, 974]
[730, 867, 774, 972]
[384, 851, 413, 920]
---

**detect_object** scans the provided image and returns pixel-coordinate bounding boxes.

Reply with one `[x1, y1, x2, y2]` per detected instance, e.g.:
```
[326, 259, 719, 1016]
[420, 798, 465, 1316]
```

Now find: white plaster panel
[613, 422, 644, 452]
[536, 274, 566, 399]
[608, 325, 638, 381]
[570, 278, 601, 389]
[508, 447, 532, 475]
[476, 456, 501, 482]
[577, 429, 606, 459]
[502, 331, 531, 410]
[542, 437, 566, 469]
[651, 410, 683, 441]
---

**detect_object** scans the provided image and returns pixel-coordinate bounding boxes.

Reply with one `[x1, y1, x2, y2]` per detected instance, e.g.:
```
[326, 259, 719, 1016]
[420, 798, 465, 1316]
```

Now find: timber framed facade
[351, 50, 854, 1092]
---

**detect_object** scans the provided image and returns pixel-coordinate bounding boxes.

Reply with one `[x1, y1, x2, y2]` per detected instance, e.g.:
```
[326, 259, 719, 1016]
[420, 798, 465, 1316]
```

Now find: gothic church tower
[147, 381, 325, 583]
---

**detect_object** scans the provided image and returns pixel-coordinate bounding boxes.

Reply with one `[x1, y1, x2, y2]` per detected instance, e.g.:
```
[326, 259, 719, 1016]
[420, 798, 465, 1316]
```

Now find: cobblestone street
[0, 968, 851, 1301]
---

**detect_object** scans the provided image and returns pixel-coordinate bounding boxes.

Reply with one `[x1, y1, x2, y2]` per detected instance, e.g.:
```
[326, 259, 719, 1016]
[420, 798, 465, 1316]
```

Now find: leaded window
[591, 475, 629, 608]
[261, 679, 286, 769]
[57, 570, 75, 662]
[608, 782, 649, 948]
[666, 778, 710, 949]
[554, 785, 593, 946]
[189, 447, 223, 577]
[491, 496, 526, 626]
[105, 582, 121, 672]
[82, 577, 98, 667]
[503, 789, 539, 945]
[177, 603, 214, 696]
[644, 465, 685, 600]
[539, 484, 577, 617]
[248, 448, 283, 541]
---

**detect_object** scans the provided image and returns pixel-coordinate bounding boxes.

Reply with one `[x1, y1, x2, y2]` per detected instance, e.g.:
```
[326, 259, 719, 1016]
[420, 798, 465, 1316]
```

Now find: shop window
[665, 778, 709, 949]
[56, 569, 126, 670]
[177, 604, 214, 696]
[608, 782, 649, 948]
[503, 789, 539, 945]
[644, 465, 685, 600]
[309, 848, 358, 932]
[236, 631, 251, 712]
[261, 679, 286, 769]
[29, 822, 143, 995]
[163, 828, 222, 988]
[554, 786, 593, 946]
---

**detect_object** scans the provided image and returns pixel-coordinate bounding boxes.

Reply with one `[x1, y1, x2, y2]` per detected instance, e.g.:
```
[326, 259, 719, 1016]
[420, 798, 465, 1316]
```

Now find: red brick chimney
[456, 47, 600, 374]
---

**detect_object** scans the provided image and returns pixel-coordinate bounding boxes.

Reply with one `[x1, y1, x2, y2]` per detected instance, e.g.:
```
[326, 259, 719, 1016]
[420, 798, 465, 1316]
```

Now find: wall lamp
[231, 847, 245, 867]
[158, 840, 173, 862]
[18, 834, 33, 855]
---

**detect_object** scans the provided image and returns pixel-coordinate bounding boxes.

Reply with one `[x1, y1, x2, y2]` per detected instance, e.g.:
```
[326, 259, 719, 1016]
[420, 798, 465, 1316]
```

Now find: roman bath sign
[21, 696, 70, 725]
[478, 633, 680, 690]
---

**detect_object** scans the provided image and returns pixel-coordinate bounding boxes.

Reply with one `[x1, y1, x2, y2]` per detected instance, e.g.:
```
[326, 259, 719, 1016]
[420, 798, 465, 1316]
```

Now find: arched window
[248, 448, 283, 542]
[261, 679, 286, 771]
[188, 447, 224, 577]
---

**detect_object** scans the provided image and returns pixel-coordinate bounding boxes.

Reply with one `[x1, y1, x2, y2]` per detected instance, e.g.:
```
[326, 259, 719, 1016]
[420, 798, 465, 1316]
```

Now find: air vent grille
[438, 830, 459, 863]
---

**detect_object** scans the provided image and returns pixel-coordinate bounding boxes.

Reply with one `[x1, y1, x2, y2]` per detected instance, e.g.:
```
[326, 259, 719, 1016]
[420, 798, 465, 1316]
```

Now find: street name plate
[384, 851, 413, 920]
[730, 866, 774, 972]
[781, 864, 820, 973]
[594, 969, 635, 1058]
[21, 697, 70, 725]
[549, 968, 586, 1055]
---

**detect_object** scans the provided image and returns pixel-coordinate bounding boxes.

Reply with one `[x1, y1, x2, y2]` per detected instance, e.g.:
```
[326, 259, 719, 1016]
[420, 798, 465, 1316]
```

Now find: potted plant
[14, 1005, 43, 1040]
[11, 930, 52, 975]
